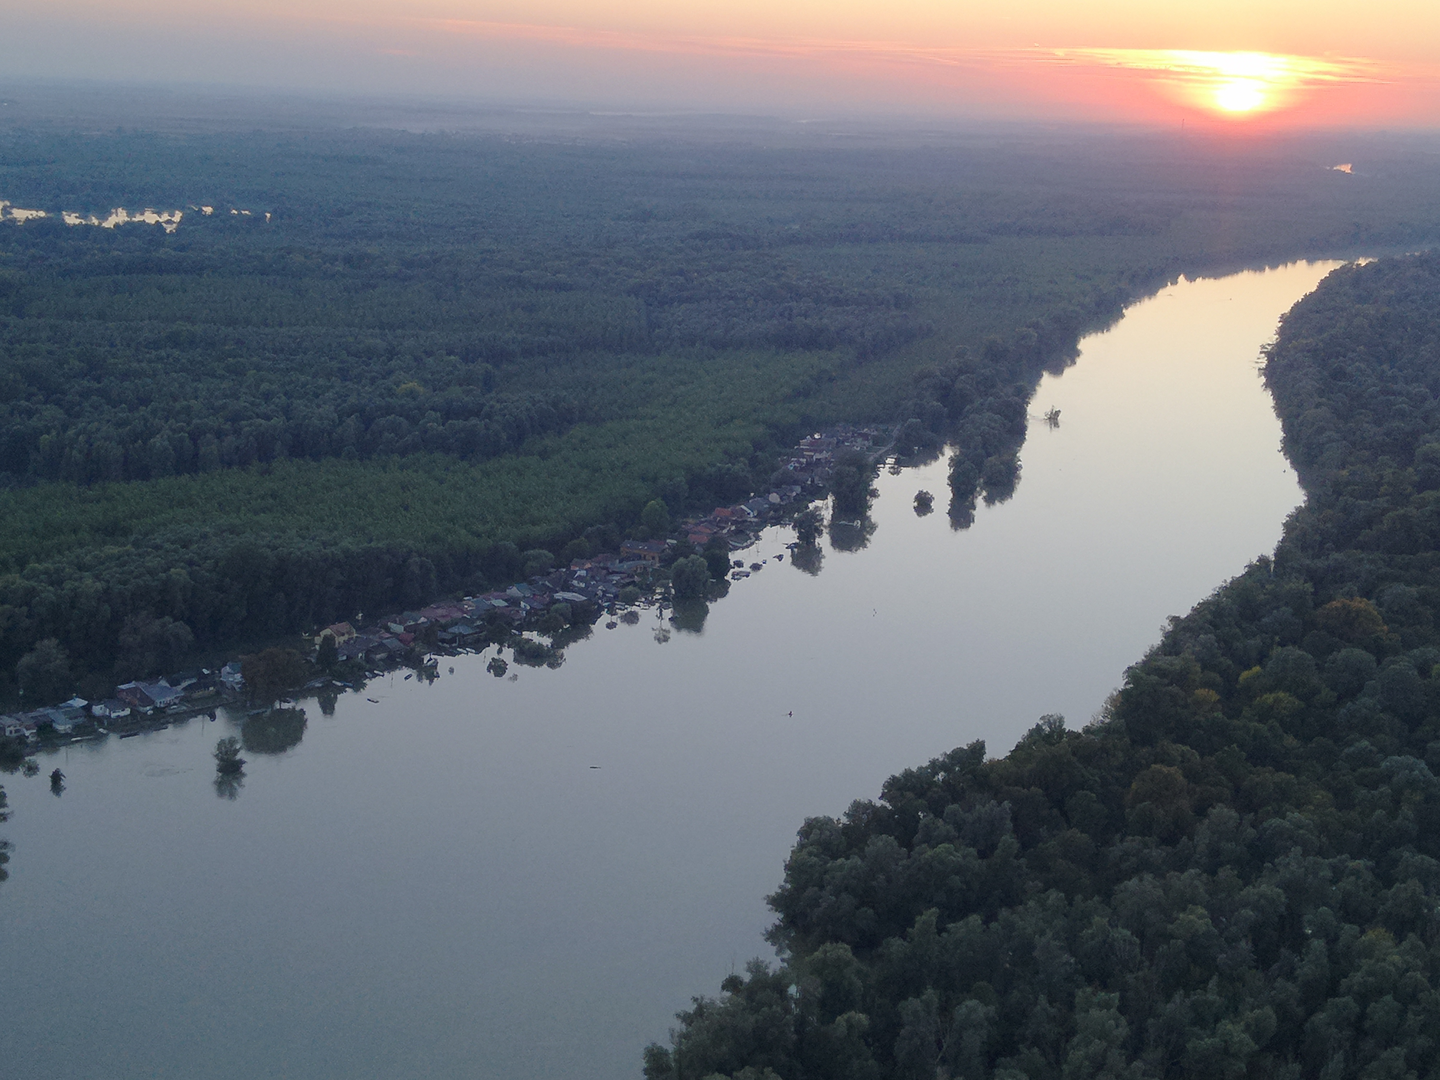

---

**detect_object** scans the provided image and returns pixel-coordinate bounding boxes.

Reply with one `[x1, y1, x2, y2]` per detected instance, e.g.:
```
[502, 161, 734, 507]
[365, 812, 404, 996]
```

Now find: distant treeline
[647, 254, 1440, 1080]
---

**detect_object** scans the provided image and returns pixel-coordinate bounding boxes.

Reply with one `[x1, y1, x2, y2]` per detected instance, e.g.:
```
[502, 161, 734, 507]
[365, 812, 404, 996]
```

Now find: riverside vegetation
[1, 123, 1438, 701]
[645, 253, 1440, 1080]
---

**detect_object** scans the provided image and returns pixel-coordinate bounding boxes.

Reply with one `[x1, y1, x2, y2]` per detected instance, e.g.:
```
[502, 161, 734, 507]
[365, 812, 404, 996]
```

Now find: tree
[521, 548, 555, 579]
[240, 647, 309, 705]
[641, 498, 671, 539]
[703, 538, 732, 581]
[317, 636, 338, 671]
[671, 555, 711, 600]
[214, 736, 245, 774]
[830, 450, 873, 517]
[794, 506, 824, 546]
[241, 708, 307, 754]
[17, 638, 72, 704]
[115, 614, 195, 679]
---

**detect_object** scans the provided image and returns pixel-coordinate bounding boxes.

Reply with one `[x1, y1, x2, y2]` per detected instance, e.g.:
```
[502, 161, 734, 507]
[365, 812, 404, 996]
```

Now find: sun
[1214, 78, 1266, 113]
[1044, 49, 1376, 122]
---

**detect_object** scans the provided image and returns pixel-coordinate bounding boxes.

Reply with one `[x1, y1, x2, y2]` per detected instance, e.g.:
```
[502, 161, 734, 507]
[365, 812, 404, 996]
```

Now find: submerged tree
[214, 736, 246, 775]
[670, 555, 712, 600]
[794, 506, 824, 547]
[830, 450, 874, 518]
[240, 648, 310, 706]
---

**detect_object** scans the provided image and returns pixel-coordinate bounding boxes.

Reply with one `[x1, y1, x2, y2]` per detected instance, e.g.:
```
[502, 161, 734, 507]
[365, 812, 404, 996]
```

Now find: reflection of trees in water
[948, 497, 976, 531]
[653, 625, 672, 645]
[981, 453, 1021, 506]
[828, 517, 875, 553]
[670, 598, 709, 634]
[789, 544, 824, 576]
[512, 637, 564, 669]
[317, 691, 338, 716]
[241, 708, 307, 755]
[214, 772, 244, 800]
[548, 623, 594, 651]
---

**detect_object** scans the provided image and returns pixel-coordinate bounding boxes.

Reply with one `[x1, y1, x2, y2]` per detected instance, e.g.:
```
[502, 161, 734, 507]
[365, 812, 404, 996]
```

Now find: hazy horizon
[4, 1, 1440, 130]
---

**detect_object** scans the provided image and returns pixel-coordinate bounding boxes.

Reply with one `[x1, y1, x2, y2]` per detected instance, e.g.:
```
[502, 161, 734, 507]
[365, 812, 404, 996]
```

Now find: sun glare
[1214, 79, 1265, 113]
[1046, 48, 1375, 120]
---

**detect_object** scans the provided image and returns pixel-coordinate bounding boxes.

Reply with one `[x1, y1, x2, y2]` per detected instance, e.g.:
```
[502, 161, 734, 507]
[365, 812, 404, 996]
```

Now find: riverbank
[1, 423, 895, 759]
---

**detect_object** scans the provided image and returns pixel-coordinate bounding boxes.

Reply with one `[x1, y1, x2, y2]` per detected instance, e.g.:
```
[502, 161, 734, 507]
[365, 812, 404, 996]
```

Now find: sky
[4, 0, 1439, 126]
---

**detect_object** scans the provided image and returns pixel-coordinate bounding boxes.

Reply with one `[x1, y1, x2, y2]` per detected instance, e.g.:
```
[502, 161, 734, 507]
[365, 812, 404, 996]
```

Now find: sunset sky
[5, 0, 1439, 126]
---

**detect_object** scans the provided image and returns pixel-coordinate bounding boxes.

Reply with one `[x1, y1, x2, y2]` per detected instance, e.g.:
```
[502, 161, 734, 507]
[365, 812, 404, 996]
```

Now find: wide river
[1, 261, 1336, 1080]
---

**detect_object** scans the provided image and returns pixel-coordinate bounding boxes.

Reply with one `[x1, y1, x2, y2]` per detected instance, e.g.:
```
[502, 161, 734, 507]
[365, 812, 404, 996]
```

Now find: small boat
[404, 673, 413, 680]
[366, 697, 380, 704]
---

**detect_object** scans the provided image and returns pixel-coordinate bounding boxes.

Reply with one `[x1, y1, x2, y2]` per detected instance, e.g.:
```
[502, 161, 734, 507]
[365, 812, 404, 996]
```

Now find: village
[0, 426, 887, 751]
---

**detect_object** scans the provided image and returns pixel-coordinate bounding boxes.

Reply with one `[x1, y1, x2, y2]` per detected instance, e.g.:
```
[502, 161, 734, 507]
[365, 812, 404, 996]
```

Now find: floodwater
[61, 207, 183, 232]
[0, 261, 1338, 1080]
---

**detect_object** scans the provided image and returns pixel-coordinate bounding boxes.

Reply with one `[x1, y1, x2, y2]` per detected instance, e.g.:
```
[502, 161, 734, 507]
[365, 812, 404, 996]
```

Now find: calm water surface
[0, 262, 1337, 1080]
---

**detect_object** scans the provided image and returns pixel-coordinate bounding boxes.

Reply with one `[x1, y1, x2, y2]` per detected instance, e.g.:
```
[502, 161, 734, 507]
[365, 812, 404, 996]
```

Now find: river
[0, 261, 1336, 1080]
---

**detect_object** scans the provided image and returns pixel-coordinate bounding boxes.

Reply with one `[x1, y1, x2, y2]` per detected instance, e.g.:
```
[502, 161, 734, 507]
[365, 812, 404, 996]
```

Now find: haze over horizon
[4, 0, 1440, 130]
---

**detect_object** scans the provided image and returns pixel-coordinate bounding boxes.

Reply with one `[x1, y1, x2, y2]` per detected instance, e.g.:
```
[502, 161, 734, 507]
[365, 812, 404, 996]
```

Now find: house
[91, 699, 132, 721]
[220, 662, 245, 692]
[143, 683, 185, 709]
[619, 540, 667, 565]
[687, 522, 719, 546]
[553, 591, 589, 605]
[44, 709, 77, 734]
[314, 621, 357, 646]
[116, 682, 150, 708]
[438, 622, 481, 645]
[337, 635, 378, 663]
[183, 673, 218, 698]
[743, 497, 772, 517]
[2, 715, 28, 738]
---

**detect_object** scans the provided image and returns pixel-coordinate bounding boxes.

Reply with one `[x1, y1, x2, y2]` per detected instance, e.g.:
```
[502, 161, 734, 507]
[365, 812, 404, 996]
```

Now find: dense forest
[1, 122, 1439, 696]
[645, 253, 1440, 1080]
